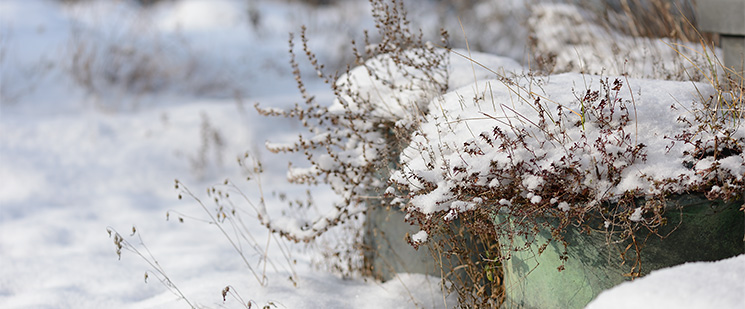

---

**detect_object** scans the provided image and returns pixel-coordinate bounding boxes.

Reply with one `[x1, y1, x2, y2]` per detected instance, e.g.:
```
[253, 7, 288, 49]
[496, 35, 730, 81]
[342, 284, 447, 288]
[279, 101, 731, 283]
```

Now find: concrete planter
[363, 203, 440, 281]
[495, 194, 744, 309]
[697, 0, 745, 83]
[363, 199, 487, 282]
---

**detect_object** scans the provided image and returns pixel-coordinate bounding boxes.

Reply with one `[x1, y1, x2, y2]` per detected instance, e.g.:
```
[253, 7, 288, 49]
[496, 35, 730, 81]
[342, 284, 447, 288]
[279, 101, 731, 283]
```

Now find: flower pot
[495, 194, 744, 309]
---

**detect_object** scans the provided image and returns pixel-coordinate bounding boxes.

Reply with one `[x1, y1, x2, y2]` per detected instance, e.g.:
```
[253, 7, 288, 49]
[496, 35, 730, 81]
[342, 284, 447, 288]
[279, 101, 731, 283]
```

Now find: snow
[393, 72, 743, 215]
[1, 0, 742, 308]
[629, 207, 644, 222]
[411, 231, 428, 244]
[0, 0, 451, 308]
[156, 0, 246, 31]
[329, 48, 521, 122]
[587, 255, 745, 309]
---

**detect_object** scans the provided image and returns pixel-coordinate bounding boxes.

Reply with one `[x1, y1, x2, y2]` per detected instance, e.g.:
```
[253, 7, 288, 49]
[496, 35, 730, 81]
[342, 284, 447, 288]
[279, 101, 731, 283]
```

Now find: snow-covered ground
[0, 1, 452, 308]
[587, 254, 745, 309]
[0, 0, 742, 308]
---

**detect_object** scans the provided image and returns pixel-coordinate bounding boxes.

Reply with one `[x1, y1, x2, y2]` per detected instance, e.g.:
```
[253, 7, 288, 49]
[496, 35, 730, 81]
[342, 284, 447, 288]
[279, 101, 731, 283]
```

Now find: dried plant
[594, 0, 703, 42]
[107, 226, 196, 308]
[186, 113, 226, 180]
[253, 0, 499, 302]
[255, 0, 449, 244]
[526, 1, 711, 81]
[109, 156, 295, 308]
[65, 8, 233, 110]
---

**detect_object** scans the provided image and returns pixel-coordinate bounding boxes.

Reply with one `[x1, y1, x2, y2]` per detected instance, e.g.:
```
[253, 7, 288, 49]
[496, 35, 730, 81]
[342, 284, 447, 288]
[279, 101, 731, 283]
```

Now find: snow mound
[587, 254, 745, 309]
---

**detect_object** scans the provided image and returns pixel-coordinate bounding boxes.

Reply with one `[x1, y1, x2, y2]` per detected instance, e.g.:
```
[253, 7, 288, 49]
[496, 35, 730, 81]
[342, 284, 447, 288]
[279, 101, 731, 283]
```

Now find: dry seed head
[221, 286, 229, 301]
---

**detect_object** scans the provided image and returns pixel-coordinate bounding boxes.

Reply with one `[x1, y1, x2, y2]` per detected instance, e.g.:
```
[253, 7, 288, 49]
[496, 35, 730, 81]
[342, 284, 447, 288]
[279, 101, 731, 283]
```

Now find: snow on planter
[391, 71, 744, 222]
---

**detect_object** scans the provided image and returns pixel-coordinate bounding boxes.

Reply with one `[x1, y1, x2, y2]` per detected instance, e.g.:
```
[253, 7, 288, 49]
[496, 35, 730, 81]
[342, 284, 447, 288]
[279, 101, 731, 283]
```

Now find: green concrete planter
[364, 203, 440, 280]
[495, 194, 744, 309]
[364, 203, 489, 283]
